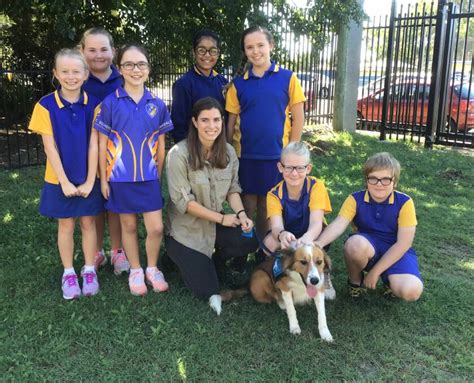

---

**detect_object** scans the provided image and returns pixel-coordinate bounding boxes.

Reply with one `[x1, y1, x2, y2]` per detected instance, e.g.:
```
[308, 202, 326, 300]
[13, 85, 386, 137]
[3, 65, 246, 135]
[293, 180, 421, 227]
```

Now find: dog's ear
[280, 248, 295, 269]
[323, 251, 332, 271]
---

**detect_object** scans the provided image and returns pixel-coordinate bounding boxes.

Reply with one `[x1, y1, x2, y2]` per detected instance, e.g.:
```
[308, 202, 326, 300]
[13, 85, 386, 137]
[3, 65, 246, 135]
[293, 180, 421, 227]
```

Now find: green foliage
[1, 0, 364, 72]
[1, 132, 473, 381]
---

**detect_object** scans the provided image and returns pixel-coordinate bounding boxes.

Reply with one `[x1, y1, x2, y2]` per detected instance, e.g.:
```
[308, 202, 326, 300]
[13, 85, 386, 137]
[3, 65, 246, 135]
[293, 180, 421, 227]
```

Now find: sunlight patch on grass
[422, 200, 439, 209]
[3, 212, 14, 223]
[460, 260, 474, 270]
[176, 356, 187, 381]
[450, 203, 470, 213]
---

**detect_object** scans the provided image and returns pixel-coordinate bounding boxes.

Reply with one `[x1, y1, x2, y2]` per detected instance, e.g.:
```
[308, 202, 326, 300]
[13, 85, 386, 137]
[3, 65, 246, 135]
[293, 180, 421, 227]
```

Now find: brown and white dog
[249, 244, 333, 341]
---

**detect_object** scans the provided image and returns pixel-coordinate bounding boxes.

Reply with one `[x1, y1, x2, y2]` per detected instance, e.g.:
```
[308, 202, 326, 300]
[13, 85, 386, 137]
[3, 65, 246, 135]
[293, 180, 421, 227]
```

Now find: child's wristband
[220, 214, 225, 225]
[236, 209, 246, 219]
[277, 229, 286, 242]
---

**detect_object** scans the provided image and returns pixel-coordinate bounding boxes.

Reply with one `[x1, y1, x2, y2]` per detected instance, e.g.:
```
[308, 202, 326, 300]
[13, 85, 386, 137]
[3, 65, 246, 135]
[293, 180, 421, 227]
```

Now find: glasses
[120, 61, 150, 71]
[196, 47, 220, 57]
[366, 176, 393, 186]
[281, 164, 309, 174]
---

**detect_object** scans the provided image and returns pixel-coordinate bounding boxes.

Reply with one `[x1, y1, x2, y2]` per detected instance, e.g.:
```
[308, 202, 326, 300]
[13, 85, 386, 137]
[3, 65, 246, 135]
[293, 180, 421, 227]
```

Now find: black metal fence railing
[358, 0, 473, 148]
[0, 14, 338, 169]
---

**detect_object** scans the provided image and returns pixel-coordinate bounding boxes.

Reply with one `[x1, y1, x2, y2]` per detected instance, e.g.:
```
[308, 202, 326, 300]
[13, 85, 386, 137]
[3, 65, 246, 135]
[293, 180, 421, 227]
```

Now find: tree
[1, 0, 364, 72]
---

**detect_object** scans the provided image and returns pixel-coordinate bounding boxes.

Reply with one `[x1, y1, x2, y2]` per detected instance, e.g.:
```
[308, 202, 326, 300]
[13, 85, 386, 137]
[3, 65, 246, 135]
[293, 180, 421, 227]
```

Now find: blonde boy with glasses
[262, 142, 336, 299]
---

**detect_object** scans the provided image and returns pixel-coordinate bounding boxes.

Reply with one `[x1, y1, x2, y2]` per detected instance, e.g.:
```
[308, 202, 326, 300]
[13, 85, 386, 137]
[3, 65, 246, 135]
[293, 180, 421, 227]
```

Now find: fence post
[380, 0, 397, 141]
[425, 0, 448, 148]
[333, 0, 364, 132]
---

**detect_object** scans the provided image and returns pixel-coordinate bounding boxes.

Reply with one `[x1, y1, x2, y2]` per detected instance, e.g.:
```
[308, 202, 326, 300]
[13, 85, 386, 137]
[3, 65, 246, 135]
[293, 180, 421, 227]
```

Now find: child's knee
[391, 277, 423, 301]
[121, 218, 137, 234]
[79, 216, 96, 232]
[147, 223, 163, 238]
[344, 236, 372, 259]
[58, 219, 75, 235]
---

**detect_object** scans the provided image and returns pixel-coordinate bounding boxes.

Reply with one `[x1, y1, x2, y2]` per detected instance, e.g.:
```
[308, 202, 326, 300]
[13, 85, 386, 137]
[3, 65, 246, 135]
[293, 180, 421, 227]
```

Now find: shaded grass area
[1, 132, 473, 381]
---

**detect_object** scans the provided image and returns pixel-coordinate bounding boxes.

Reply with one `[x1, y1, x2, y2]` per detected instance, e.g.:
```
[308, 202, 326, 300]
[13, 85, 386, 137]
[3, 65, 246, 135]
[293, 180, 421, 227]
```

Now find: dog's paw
[289, 325, 301, 335]
[324, 286, 336, 301]
[319, 327, 333, 342]
[209, 294, 222, 316]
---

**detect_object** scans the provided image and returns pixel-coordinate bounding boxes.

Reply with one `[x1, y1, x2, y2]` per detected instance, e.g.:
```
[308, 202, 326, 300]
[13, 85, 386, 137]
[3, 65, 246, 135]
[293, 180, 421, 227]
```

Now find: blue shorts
[39, 180, 105, 218]
[239, 158, 282, 196]
[106, 180, 163, 214]
[348, 232, 422, 283]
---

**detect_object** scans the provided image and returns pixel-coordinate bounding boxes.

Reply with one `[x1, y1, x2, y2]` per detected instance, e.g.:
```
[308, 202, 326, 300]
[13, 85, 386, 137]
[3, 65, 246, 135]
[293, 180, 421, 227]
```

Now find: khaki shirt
[165, 140, 242, 257]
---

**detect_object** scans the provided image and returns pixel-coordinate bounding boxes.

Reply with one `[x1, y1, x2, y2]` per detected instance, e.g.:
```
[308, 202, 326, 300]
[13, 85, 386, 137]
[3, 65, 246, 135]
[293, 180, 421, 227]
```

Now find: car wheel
[319, 87, 329, 99]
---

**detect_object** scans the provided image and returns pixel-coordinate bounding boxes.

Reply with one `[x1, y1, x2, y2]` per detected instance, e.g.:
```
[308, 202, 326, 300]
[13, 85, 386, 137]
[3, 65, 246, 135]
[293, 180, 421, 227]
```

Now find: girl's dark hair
[240, 25, 274, 52]
[80, 27, 114, 49]
[187, 97, 229, 170]
[192, 29, 221, 50]
[116, 44, 150, 66]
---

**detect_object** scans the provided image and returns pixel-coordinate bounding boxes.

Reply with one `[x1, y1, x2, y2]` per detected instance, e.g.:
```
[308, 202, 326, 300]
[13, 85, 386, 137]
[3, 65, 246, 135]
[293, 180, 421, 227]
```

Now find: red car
[357, 81, 474, 132]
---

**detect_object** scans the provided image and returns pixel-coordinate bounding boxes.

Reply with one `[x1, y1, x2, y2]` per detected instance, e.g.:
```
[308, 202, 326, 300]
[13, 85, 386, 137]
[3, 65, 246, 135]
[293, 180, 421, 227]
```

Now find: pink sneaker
[145, 267, 169, 292]
[62, 273, 81, 300]
[94, 249, 107, 271]
[129, 269, 147, 296]
[81, 271, 99, 297]
[110, 248, 130, 276]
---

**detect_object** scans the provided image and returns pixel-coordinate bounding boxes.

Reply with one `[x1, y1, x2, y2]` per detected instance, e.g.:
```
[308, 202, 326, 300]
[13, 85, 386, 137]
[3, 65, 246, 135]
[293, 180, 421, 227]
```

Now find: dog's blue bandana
[272, 255, 283, 279]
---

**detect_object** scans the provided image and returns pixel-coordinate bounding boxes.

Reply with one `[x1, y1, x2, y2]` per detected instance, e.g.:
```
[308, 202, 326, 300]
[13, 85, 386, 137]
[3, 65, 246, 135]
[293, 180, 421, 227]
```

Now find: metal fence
[358, 0, 474, 148]
[0, 12, 338, 169]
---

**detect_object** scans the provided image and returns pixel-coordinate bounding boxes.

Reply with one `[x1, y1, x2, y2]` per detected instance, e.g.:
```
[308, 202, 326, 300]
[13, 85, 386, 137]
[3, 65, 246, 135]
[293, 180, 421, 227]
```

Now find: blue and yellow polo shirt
[29, 90, 100, 185]
[339, 190, 417, 244]
[225, 62, 306, 159]
[267, 176, 332, 238]
[171, 66, 228, 143]
[94, 87, 173, 183]
[83, 65, 123, 101]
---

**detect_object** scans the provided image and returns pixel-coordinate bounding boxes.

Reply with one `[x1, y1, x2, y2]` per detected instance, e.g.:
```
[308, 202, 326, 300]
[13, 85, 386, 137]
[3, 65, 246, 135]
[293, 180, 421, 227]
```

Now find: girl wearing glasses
[171, 29, 228, 143]
[261, 142, 336, 300]
[95, 44, 174, 296]
[315, 152, 423, 302]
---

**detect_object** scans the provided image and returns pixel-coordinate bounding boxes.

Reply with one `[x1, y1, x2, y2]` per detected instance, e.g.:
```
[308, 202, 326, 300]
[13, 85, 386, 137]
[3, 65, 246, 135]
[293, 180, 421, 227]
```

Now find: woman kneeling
[165, 97, 258, 314]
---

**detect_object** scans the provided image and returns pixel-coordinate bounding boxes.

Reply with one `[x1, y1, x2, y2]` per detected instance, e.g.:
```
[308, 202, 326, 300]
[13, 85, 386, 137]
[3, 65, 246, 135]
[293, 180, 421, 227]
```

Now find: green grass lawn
[1, 131, 473, 381]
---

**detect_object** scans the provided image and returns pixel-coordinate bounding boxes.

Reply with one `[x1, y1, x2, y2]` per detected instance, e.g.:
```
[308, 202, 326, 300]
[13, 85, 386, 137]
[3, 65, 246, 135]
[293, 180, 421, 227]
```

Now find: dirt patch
[438, 168, 465, 181]
[303, 124, 336, 156]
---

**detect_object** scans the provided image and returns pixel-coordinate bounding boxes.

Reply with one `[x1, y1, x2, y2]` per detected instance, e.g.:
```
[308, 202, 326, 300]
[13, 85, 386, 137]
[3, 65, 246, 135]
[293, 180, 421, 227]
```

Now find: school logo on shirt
[145, 103, 158, 118]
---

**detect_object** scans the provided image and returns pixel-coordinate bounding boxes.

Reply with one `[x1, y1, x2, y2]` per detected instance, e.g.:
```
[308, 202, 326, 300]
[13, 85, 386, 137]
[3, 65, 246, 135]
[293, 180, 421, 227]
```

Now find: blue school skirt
[106, 180, 163, 214]
[39, 180, 105, 218]
[239, 158, 282, 196]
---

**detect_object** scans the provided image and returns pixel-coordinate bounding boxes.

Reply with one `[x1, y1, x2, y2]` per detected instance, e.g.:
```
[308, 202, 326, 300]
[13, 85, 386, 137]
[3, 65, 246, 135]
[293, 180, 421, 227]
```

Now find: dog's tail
[220, 287, 248, 302]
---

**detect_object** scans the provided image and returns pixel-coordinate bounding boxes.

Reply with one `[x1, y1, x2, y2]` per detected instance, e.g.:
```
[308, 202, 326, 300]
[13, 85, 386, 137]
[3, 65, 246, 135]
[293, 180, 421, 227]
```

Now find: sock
[63, 268, 75, 277]
[83, 265, 95, 274]
[146, 266, 158, 274]
[130, 268, 143, 273]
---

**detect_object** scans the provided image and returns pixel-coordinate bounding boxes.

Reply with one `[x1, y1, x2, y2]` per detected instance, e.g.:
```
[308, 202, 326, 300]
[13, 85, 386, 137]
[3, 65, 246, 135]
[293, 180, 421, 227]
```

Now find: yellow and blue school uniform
[83, 65, 123, 101]
[338, 190, 421, 281]
[267, 176, 332, 238]
[171, 66, 228, 143]
[29, 90, 105, 218]
[225, 62, 306, 195]
[94, 87, 173, 213]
